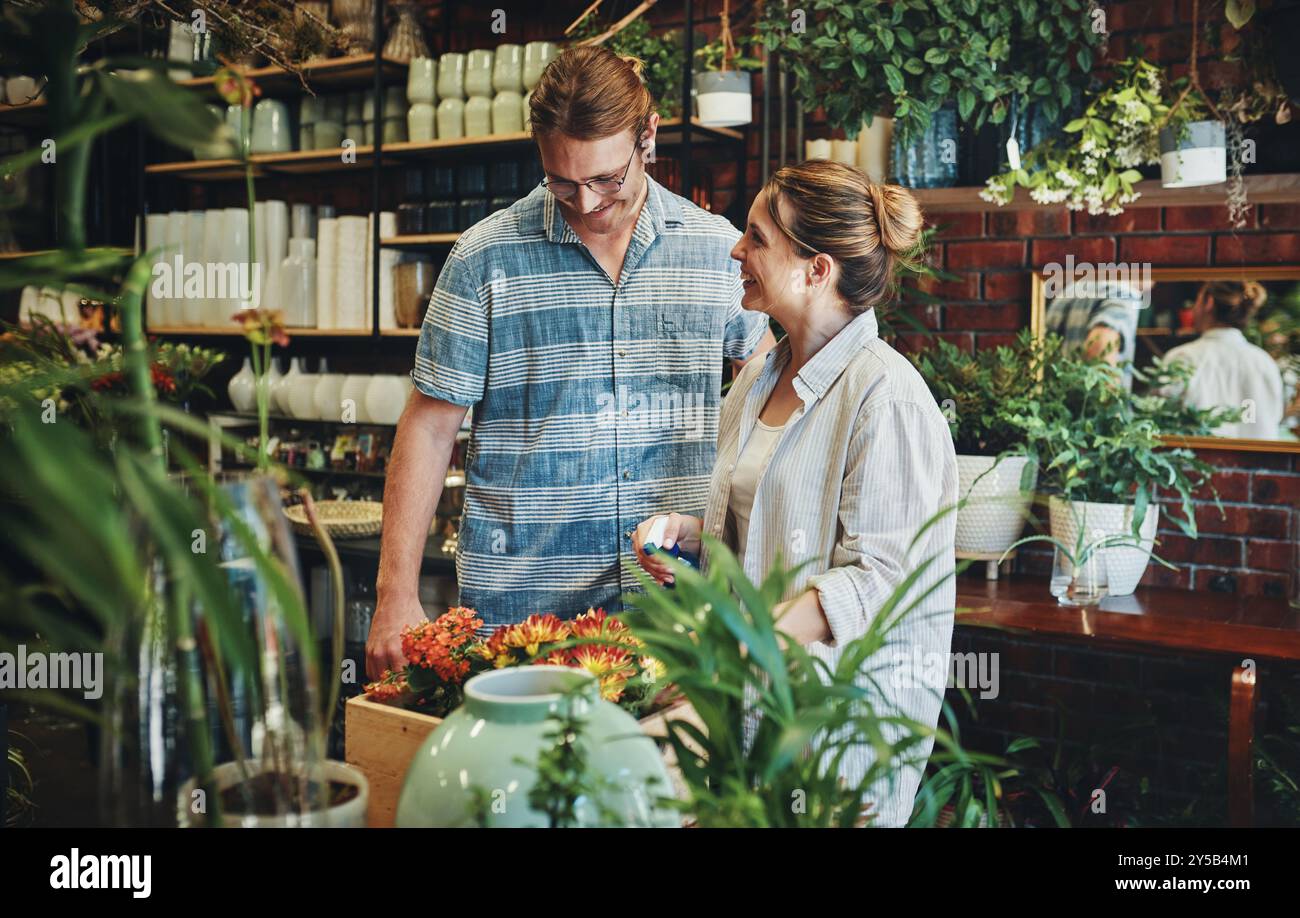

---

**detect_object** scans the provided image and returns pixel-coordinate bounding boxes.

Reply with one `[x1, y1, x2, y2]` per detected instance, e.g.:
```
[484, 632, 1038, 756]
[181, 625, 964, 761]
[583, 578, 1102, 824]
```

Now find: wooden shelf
[147, 325, 373, 337]
[381, 328, 423, 336]
[381, 234, 460, 246]
[0, 246, 132, 261]
[145, 117, 744, 181]
[178, 54, 407, 96]
[915, 173, 1300, 212]
[0, 96, 47, 125]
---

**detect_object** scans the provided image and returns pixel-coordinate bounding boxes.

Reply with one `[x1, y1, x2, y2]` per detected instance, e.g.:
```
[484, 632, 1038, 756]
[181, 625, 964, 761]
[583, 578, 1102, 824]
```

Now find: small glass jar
[492, 43, 523, 93]
[465, 48, 494, 97]
[436, 97, 464, 139]
[436, 52, 466, 100]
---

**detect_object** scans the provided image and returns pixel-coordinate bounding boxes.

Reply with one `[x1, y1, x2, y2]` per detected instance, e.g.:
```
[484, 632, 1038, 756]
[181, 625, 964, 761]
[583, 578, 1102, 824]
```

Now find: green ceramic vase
[395, 666, 677, 827]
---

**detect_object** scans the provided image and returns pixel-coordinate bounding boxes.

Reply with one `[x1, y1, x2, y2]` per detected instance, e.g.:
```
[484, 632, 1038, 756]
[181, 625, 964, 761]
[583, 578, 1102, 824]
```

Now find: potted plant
[910, 330, 1045, 557]
[1004, 351, 1236, 596]
[1158, 81, 1226, 189]
[621, 530, 1006, 827]
[982, 57, 1166, 214]
[0, 0, 366, 827]
[693, 4, 762, 128]
[757, 0, 1101, 144]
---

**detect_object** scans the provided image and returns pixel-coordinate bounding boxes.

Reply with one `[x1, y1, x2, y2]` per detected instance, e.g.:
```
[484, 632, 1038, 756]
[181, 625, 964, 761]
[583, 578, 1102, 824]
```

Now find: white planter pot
[227, 357, 256, 412]
[313, 373, 346, 422]
[1048, 496, 1159, 597]
[1159, 120, 1226, 189]
[365, 375, 413, 426]
[694, 71, 752, 127]
[177, 759, 368, 827]
[287, 373, 319, 419]
[954, 454, 1037, 555]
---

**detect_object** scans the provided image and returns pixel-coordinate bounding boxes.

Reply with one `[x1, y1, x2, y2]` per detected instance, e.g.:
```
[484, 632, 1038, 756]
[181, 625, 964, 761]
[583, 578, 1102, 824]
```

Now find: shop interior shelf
[177, 53, 408, 95]
[144, 118, 744, 181]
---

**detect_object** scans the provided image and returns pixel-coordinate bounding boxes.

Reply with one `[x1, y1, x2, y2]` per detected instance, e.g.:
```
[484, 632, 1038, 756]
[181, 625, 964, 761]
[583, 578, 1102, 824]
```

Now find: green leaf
[96, 67, 231, 154]
[903, 56, 926, 75]
[884, 63, 905, 94]
[958, 88, 976, 121]
[924, 47, 949, 66]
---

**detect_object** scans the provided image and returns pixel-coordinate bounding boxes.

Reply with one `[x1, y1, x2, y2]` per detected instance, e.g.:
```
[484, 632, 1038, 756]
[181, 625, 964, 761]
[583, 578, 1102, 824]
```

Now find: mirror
[1031, 266, 1300, 453]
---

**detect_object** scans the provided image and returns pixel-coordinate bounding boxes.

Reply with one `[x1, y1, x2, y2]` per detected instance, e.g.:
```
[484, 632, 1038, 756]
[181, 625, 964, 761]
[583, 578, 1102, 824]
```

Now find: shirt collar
[764, 308, 881, 405]
[1199, 326, 1246, 342]
[519, 172, 681, 243]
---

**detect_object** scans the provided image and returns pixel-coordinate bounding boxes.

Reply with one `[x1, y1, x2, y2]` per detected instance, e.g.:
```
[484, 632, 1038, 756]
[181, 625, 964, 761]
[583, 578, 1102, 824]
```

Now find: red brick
[1237, 572, 1291, 599]
[1138, 561, 1190, 590]
[1191, 470, 1251, 502]
[983, 271, 1030, 301]
[1119, 234, 1212, 265]
[973, 332, 1019, 351]
[1247, 540, 1298, 573]
[1192, 448, 1292, 471]
[1030, 236, 1117, 267]
[1258, 205, 1300, 230]
[1073, 209, 1161, 234]
[1252, 472, 1300, 505]
[1109, 0, 1176, 30]
[1215, 233, 1300, 265]
[1148, 30, 1192, 64]
[1194, 505, 1290, 538]
[918, 271, 979, 300]
[1151, 533, 1243, 567]
[945, 240, 1026, 270]
[988, 209, 1069, 238]
[944, 303, 1025, 331]
[894, 331, 972, 355]
[1164, 205, 1246, 232]
[929, 212, 984, 240]
[1053, 648, 1142, 683]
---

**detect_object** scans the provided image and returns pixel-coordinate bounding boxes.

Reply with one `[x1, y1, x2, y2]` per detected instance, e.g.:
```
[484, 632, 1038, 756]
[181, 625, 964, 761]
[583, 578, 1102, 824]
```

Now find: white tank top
[728, 419, 786, 562]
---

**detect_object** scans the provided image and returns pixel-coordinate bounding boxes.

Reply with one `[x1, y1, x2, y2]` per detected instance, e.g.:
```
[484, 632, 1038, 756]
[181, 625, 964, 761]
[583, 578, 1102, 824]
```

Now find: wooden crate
[344, 693, 703, 828]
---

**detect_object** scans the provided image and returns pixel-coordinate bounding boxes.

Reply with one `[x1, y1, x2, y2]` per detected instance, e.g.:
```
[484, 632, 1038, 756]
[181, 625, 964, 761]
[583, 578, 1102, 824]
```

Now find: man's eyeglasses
[541, 144, 639, 200]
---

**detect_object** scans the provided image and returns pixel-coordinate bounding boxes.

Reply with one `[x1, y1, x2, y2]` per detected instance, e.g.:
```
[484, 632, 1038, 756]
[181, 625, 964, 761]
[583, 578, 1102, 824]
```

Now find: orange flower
[570, 607, 642, 648]
[232, 308, 290, 347]
[365, 671, 410, 701]
[398, 607, 485, 683]
[499, 613, 570, 658]
[570, 643, 635, 702]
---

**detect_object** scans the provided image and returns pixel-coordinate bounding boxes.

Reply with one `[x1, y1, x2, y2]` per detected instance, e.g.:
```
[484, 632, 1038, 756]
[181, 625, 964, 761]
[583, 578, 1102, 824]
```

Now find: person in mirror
[366, 47, 776, 680]
[1160, 280, 1284, 439]
[632, 161, 958, 827]
[1044, 279, 1142, 389]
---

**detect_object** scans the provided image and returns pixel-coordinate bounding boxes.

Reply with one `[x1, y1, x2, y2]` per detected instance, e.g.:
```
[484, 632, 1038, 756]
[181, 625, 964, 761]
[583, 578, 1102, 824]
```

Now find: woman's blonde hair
[1200, 280, 1268, 328]
[528, 46, 656, 141]
[762, 160, 924, 313]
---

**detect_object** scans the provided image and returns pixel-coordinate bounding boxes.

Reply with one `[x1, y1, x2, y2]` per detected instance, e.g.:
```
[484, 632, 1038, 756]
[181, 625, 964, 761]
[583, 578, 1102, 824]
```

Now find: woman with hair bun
[1162, 280, 1284, 439]
[633, 160, 958, 826]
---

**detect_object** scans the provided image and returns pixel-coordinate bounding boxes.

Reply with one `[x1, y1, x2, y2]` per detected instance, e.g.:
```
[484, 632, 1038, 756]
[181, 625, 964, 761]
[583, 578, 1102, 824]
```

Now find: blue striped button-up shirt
[700, 308, 958, 826]
[412, 176, 768, 625]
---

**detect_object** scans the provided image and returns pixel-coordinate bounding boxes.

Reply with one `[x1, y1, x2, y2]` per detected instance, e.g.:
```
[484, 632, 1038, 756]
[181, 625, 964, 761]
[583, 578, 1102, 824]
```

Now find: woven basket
[285, 500, 383, 539]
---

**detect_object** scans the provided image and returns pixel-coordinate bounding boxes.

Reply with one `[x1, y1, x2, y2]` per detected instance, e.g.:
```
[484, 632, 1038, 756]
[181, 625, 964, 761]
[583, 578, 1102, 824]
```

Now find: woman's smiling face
[729, 188, 810, 318]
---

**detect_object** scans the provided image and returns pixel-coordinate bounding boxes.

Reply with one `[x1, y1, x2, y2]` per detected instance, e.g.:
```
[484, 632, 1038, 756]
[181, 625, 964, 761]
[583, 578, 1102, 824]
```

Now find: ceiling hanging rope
[1158, 0, 1227, 129]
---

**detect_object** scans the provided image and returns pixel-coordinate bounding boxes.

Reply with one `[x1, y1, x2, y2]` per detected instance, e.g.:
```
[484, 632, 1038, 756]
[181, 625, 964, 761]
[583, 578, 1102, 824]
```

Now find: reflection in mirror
[1032, 268, 1300, 449]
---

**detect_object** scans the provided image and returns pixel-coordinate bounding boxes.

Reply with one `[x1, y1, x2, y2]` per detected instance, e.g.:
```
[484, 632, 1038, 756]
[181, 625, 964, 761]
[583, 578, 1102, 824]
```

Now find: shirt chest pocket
[655, 304, 723, 386]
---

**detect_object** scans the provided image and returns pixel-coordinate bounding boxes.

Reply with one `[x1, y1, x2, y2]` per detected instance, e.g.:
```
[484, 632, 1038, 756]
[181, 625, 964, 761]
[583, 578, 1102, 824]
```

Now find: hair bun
[619, 54, 646, 80]
[865, 183, 923, 257]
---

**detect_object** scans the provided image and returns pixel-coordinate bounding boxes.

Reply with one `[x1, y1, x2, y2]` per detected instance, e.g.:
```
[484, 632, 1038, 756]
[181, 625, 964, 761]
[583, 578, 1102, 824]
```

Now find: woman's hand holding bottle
[632, 512, 703, 585]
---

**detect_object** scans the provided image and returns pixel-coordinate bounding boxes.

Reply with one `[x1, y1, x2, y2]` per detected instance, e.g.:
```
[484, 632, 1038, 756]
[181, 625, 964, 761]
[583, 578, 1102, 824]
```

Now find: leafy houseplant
[909, 330, 1047, 556]
[620, 532, 1005, 828]
[757, 0, 1102, 144]
[1002, 349, 1236, 596]
[693, 24, 763, 129]
[982, 57, 1165, 214]
[569, 16, 685, 118]
[0, 1, 361, 826]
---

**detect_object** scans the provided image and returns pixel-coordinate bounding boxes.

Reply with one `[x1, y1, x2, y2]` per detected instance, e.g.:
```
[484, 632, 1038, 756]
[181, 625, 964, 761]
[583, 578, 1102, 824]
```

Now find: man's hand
[366, 593, 428, 681]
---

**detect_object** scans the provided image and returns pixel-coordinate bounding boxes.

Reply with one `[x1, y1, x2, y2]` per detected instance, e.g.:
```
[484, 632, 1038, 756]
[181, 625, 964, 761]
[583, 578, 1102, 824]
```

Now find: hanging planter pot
[694, 70, 752, 128]
[1158, 120, 1226, 188]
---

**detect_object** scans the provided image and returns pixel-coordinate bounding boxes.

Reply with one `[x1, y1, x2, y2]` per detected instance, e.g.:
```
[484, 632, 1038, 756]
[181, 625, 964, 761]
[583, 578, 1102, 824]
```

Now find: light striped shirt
[699, 308, 958, 827]
[412, 175, 768, 625]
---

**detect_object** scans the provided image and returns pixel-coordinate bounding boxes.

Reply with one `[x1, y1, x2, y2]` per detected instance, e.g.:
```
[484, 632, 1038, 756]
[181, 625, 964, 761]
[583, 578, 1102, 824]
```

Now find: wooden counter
[954, 576, 1300, 827]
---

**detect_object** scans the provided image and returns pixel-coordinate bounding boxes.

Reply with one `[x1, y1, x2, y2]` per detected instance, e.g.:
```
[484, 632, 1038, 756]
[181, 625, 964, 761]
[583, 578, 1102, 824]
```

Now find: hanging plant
[981, 57, 1165, 213]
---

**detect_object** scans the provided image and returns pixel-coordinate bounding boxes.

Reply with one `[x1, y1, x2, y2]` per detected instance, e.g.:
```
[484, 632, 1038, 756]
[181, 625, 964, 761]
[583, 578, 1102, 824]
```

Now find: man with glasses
[367, 47, 773, 678]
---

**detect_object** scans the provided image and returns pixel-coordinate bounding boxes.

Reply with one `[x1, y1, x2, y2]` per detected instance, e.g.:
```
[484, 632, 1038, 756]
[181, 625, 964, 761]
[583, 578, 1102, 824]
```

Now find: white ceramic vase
[340, 375, 372, 423]
[1048, 496, 1160, 597]
[227, 357, 257, 412]
[271, 357, 302, 414]
[313, 372, 347, 422]
[365, 375, 412, 425]
[288, 370, 319, 419]
[954, 455, 1038, 555]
